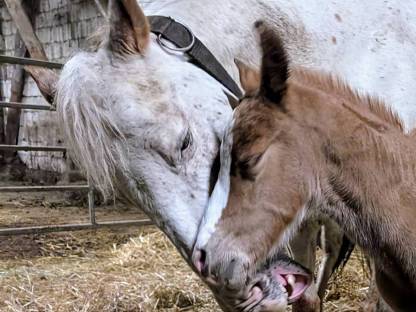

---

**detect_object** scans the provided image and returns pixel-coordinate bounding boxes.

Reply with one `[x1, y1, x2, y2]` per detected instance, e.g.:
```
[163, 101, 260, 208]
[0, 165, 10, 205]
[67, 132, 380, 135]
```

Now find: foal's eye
[241, 154, 262, 168]
[238, 154, 263, 180]
[250, 154, 263, 167]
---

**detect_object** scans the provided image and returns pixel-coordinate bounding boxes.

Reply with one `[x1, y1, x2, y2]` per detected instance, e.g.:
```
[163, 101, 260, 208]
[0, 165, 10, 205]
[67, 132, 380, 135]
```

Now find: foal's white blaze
[195, 117, 234, 248]
[194, 116, 309, 255]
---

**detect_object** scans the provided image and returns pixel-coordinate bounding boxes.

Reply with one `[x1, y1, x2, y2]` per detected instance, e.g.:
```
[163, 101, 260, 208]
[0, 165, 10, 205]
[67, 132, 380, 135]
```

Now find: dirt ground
[0, 190, 371, 312]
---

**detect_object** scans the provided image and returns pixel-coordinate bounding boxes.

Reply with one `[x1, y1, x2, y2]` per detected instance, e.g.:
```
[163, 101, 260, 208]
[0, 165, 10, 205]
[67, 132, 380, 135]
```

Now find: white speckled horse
[28, 0, 416, 311]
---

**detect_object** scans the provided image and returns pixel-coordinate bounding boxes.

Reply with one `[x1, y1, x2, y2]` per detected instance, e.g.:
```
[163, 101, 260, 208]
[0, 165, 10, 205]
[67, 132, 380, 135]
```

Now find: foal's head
[193, 19, 406, 305]
[193, 21, 318, 304]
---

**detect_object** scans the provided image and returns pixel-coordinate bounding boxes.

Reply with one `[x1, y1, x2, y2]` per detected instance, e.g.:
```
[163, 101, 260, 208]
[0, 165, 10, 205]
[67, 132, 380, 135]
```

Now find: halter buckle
[156, 21, 195, 53]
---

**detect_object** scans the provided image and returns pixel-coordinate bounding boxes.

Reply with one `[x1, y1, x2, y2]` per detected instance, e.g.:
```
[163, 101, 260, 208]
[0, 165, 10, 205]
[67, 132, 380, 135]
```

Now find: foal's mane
[291, 68, 404, 131]
[289, 67, 416, 182]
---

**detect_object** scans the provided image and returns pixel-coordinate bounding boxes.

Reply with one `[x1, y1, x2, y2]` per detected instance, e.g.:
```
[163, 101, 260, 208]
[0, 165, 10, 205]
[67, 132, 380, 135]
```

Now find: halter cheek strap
[148, 16, 242, 99]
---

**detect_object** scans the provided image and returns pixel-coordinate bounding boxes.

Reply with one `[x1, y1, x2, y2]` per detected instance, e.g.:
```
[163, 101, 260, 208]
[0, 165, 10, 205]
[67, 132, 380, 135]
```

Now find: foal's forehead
[231, 100, 276, 154]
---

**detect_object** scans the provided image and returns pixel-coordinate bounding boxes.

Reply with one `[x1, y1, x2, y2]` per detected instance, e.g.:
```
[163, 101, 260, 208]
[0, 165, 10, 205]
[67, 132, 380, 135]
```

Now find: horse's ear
[234, 58, 260, 96]
[256, 21, 289, 105]
[109, 0, 150, 55]
[25, 66, 58, 105]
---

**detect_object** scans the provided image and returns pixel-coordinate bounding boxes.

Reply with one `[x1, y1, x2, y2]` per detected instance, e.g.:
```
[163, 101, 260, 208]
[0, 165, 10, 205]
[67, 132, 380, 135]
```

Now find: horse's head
[28, 0, 232, 256]
[28, 3, 313, 310]
[193, 22, 315, 308]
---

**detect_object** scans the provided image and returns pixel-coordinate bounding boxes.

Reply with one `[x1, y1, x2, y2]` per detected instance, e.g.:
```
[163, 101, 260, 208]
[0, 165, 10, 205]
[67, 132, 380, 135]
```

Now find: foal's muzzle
[193, 246, 313, 311]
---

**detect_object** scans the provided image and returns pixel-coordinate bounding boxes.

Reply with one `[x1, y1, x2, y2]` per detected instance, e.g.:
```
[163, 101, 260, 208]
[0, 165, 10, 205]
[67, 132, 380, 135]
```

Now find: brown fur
[24, 66, 58, 105]
[203, 22, 416, 311]
[109, 0, 149, 55]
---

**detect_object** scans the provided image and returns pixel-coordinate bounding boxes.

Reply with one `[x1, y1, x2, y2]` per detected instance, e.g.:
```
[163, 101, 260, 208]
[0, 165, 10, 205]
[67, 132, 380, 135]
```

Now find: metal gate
[0, 55, 152, 236]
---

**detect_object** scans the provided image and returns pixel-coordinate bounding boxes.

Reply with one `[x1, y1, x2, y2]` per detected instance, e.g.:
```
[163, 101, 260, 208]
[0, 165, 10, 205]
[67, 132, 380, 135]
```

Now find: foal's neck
[297, 77, 416, 279]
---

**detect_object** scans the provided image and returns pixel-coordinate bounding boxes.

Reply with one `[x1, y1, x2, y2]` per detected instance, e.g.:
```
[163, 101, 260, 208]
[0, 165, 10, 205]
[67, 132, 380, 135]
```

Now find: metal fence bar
[0, 27, 153, 238]
[0, 54, 63, 69]
[0, 101, 54, 110]
[0, 219, 154, 236]
[88, 186, 96, 225]
[0, 185, 89, 192]
[0, 144, 66, 152]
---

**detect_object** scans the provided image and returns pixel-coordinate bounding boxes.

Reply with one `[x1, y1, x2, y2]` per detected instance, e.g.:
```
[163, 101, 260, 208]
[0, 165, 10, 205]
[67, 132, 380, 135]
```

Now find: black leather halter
[148, 16, 242, 99]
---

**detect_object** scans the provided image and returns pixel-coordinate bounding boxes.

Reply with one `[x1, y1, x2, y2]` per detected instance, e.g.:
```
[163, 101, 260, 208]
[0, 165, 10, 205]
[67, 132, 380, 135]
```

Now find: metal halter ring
[156, 22, 195, 53]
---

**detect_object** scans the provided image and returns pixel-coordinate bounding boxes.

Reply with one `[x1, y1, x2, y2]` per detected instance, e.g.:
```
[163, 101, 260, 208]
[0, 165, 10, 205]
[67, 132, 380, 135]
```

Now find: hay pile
[0, 228, 218, 311]
[321, 251, 370, 311]
[0, 226, 370, 312]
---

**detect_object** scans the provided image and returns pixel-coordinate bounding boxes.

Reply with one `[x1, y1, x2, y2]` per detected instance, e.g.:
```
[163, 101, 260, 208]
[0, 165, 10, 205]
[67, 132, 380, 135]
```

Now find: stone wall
[0, 0, 106, 172]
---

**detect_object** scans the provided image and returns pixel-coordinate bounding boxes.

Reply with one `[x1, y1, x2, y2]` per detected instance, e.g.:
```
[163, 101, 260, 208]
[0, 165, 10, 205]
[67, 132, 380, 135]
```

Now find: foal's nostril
[193, 248, 208, 275]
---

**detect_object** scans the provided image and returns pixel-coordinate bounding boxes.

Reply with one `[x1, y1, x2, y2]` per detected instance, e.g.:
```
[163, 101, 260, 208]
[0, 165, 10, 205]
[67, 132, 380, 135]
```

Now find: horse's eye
[181, 130, 192, 153]
[238, 154, 263, 180]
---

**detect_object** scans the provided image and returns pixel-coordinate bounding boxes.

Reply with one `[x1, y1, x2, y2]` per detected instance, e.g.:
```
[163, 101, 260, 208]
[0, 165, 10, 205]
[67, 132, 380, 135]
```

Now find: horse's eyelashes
[156, 150, 176, 168]
[181, 130, 192, 152]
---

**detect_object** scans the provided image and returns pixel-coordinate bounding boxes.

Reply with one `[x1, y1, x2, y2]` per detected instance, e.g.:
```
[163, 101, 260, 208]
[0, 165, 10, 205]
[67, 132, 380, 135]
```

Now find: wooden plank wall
[0, 0, 106, 172]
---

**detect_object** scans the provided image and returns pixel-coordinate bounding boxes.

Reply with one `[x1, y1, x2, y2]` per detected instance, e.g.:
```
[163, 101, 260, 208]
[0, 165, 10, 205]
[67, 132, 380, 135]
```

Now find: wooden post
[0, 96, 4, 165]
[3, 0, 46, 60]
[2, 0, 41, 163]
[3, 32, 26, 162]
[94, 0, 108, 19]
[0, 106, 4, 146]
[4, 0, 58, 106]
[0, 69, 5, 147]
[0, 25, 5, 163]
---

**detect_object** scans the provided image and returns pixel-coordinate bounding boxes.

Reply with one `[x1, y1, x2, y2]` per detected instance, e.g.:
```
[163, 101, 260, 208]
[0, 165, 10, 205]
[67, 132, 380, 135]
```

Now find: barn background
[0, 0, 105, 177]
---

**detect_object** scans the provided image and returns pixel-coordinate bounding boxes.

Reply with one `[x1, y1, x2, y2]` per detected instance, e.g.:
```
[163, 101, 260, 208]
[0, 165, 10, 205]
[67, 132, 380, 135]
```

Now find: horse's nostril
[193, 248, 207, 275]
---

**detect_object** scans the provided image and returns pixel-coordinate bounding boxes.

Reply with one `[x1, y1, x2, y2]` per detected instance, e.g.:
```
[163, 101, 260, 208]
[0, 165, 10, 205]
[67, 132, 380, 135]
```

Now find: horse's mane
[56, 51, 130, 199]
[291, 68, 404, 132]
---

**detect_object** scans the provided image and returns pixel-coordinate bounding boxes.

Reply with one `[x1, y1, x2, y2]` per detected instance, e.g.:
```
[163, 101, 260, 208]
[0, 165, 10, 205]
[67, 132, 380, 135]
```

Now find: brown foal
[193, 21, 416, 311]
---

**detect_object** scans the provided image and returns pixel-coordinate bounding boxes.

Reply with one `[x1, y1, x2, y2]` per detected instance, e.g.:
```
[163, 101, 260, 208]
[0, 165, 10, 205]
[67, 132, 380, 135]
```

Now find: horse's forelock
[57, 51, 130, 199]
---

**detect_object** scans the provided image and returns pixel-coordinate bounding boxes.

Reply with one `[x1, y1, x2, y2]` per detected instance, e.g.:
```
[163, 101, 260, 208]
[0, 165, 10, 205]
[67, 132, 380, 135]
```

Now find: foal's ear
[109, 0, 150, 55]
[234, 58, 260, 95]
[255, 21, 289, 104]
